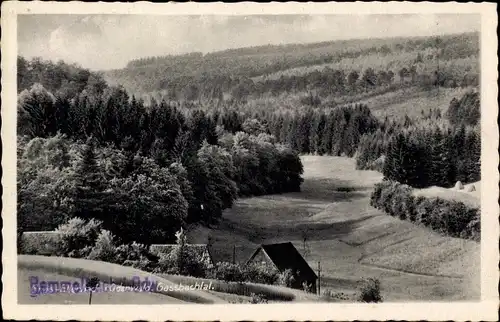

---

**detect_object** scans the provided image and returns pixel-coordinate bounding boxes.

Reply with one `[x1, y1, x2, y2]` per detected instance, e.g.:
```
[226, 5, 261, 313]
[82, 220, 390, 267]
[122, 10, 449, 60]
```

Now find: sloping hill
[18, 255, 225, 304]
[103, 32, 478, 101]
[18, 255, 323, 304]
[357, 86, 473, 119]
[188, 156, 480, 301]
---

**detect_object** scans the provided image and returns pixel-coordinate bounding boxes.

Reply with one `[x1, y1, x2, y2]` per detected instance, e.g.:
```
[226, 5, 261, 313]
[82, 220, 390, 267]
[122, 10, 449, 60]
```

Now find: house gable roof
[247, 242, 317, 279]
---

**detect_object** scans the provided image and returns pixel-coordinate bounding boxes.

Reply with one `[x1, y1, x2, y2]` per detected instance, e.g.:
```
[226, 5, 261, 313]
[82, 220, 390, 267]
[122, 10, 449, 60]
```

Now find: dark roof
[247, 242, 317, 279]
[207, 244, 256, 266]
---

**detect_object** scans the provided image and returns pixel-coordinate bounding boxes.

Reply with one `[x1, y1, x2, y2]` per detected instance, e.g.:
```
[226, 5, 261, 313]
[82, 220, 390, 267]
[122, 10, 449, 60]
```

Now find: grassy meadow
[188, 156, 480, 301]
[357, 86, 473, 119]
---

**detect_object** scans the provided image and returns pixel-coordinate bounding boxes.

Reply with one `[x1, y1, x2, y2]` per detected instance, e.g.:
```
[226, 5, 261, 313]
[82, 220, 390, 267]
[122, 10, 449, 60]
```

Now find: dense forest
[17, 31, 480, 246]
[17, 62, 304, 245]
[356, 91, 480, 187]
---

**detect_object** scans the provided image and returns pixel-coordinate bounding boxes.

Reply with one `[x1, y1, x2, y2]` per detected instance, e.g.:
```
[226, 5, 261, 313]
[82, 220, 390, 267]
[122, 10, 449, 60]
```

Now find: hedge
[370, 180, 480, 241]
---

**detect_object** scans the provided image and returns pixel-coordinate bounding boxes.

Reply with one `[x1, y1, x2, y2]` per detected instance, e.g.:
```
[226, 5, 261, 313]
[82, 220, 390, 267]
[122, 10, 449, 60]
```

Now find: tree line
[105, 61, 478, 104]
[356, 91, 480, 188]
[17, 78, 303, 245]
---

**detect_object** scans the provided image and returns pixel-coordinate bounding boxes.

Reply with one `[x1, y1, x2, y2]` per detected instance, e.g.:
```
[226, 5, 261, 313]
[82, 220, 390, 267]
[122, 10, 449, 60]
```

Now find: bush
[209, 262, 245, 282]
[371, 180, 480, 241]
[302, 281, 313, 293]
[87, 230, 117, 262]
[462, 214, 480, 241]
[154, 252, 177, 274]
[357, 278, 383, 303]
[55, 217, 102, 258]
[244, 263, 279, 285]
[250, 292, 269, 304]
[115, 242, 159, 272]
[322, 289, 352, 301]
[276, 268, 295, 287]
[154, 245, 209, 277]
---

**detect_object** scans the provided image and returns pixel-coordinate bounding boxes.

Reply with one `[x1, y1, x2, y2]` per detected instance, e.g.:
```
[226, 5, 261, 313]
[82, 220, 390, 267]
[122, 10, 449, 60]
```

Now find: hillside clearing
[188, 156, 480, 301]
[358, 86, 472, 119]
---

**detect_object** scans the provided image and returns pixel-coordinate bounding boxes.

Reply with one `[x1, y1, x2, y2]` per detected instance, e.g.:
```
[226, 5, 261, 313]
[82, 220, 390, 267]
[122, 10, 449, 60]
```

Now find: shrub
[180, 248, 209, 278]
[357, 278, 383, 303]
[55, 217, 102, 258]
[209, 262, 245, 282]
[87, 230, 117, 262]
[153, 246, 209, 277]
[276, 268, 295, 287]
[115, 242, 159, 272]
[244, 263, 279, 285]
[154, 252, 178, 275]
[371, 180, 480, 241]
[19, 231, 63, 256]
[250, 292, 269, 304]
[389, 184, 413, 220]
[322, 289, 352, 301]
[370, 182, 384, 208]
[302, 281, 313, 293]
[462, 213, 480, 241]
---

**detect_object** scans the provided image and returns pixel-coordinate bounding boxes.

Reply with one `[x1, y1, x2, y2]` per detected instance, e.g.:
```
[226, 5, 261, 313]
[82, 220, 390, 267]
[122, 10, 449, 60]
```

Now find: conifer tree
[309, 112, 326, 155]
[74, 138, 108, 221]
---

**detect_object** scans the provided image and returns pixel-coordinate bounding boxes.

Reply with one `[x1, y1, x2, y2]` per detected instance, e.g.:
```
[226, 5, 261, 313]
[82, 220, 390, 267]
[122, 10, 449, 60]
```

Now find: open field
[357, 86, 473, 119]
[188, 156, 480, 301]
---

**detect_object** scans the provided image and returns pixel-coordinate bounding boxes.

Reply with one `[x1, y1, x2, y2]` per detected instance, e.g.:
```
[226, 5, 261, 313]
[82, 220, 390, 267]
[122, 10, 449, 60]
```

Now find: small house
[246, 242, 318, 293]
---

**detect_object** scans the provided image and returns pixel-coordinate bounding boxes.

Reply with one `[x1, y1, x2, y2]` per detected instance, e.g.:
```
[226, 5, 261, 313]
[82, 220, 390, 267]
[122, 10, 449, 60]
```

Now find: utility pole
[232, 245, 236, 264]
[317, 261, 321, 296]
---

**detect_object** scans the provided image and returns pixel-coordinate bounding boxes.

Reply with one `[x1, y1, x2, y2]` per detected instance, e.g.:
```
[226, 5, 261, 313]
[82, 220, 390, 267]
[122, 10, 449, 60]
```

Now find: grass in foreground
[158, 273, 323, 302]
[18, 255, 225, 304]
[18, 267, 184, 304]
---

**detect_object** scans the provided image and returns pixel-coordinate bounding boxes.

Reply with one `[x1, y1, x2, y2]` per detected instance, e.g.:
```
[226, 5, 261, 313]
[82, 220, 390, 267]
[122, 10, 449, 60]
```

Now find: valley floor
[188, 156, 480, 301]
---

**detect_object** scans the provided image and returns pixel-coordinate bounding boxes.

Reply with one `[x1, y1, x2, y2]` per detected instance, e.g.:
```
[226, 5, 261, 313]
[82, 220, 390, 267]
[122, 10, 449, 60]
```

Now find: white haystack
[454, 181, 464, 190]
[466, 184, 476, 192]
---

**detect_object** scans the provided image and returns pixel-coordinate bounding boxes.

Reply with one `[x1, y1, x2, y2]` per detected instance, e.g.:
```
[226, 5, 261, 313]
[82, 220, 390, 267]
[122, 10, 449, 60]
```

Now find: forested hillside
[103, 32, 478, 104]
[17, 60, 304, 245]
[17, 31, 480, 246]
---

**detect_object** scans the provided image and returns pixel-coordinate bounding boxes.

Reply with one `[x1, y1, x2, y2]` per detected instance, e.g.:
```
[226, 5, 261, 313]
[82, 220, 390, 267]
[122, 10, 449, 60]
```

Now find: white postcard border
[2, 2, 498, 321]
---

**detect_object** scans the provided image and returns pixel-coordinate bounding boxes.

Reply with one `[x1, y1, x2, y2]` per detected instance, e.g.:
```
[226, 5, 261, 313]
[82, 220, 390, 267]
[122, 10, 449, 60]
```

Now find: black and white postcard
[1, 2, 498, 321]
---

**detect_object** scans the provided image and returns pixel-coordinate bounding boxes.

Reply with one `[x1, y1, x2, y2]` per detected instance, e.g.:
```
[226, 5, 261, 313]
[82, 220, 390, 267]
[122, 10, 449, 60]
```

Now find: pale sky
[17, 14, 480, 71]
